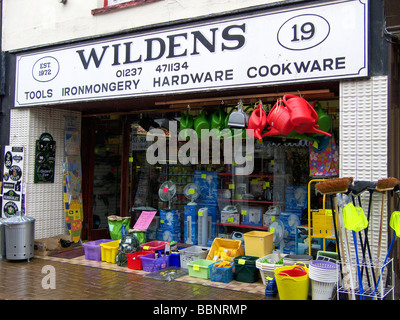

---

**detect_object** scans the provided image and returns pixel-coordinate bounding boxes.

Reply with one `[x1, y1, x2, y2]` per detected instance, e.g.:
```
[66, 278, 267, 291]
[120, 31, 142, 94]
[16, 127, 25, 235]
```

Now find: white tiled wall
[340, 75, 389, 263]
[9, 107, 81, 239]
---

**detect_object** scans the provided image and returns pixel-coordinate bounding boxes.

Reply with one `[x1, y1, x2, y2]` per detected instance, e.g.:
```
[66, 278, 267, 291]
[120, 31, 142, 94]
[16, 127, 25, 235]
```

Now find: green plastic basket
[187, 259, 215, 279]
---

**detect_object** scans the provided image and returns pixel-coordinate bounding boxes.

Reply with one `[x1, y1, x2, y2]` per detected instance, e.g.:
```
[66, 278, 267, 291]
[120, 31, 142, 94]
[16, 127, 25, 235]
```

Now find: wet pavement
[0, 257, 266, 301]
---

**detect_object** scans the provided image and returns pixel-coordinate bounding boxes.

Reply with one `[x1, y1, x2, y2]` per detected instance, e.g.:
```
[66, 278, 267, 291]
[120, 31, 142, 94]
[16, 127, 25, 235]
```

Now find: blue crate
[209, 261, 235, 283]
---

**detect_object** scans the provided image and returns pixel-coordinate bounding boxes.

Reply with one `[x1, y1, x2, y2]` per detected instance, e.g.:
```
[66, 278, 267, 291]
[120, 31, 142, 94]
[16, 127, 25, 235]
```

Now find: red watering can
[263, 100, 294, 137]
[283, 94, 318, 127]
[248, 102, 267, 141]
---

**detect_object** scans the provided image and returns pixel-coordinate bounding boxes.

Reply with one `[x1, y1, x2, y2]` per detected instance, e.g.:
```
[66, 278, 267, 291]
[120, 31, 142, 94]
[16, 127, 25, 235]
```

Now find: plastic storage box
[206, 238, 244, 261]
[100, 240, 120, 263]
[179, 246, 209, 269]
[209, 261, 235, 283]
[234, 255, 260, 283]
[126, 250, 155, 270]
[83, 239, 114, 261]
[140, 240, 166, 251]
[243, 231, 273, 257]
[256, 253, 287, 285]
[187, 259, 215, 279]
[141, 252, 170, 272]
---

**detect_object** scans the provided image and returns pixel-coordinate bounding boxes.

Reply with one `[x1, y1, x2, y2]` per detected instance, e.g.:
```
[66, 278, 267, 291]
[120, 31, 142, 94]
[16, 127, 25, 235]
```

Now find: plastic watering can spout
[261, 127, 282, 137]
[294, 123, 331, 137]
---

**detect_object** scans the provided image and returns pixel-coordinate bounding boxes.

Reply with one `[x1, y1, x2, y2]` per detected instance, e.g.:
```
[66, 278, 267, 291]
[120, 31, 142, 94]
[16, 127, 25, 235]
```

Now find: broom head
[315, 177, 353, 195]
[376, 177, 400, 192]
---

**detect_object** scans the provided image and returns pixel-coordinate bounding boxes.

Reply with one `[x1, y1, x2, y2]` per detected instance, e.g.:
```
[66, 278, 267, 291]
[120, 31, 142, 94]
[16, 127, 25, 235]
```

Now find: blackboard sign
[34, 133, 56, 183]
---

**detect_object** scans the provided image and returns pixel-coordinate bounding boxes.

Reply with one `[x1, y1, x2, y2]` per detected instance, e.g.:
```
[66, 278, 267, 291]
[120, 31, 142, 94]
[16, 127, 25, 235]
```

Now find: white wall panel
[340, 76, 389, 264]
[10, 107, 81, 239]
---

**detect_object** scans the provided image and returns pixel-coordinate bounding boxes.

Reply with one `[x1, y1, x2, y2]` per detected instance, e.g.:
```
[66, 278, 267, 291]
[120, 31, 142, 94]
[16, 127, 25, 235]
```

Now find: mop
[348, 181, 376, 288]
[372, 183, 400, 299]
[342, 199, 369, 300]
[315, 177, 355, 300]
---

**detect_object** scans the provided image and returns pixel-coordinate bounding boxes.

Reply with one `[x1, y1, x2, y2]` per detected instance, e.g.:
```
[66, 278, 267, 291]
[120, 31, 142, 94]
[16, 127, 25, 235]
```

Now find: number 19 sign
[14, 0, 368, 107]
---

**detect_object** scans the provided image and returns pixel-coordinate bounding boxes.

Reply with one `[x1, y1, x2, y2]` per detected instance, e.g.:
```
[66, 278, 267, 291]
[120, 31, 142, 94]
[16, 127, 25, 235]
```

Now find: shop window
[92, 0, 162, 15]
[127, 98, 339, 251]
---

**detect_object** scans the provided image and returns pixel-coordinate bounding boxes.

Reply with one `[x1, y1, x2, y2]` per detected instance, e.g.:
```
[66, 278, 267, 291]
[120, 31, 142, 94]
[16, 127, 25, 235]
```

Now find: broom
[315, 177, 354, 299]
[375, 178, 400, 267]
[372, 184, 400, 299]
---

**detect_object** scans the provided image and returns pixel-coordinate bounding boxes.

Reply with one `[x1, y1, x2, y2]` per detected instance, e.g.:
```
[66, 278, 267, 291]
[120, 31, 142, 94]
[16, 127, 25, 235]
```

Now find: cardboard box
[34, 234, 73, 256]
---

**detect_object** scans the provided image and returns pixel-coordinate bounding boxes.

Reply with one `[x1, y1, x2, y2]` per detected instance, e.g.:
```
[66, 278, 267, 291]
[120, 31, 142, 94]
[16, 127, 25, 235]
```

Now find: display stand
[336, 257, 395, 300]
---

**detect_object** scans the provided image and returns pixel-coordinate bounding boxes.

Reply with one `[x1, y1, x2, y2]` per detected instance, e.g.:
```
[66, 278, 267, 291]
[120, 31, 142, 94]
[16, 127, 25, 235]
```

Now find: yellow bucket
[274, 263, 309, 300]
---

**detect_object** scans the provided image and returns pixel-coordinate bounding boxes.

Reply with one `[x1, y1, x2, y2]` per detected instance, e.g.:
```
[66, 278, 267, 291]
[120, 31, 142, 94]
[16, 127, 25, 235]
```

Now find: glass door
[82, 118, 124, 240]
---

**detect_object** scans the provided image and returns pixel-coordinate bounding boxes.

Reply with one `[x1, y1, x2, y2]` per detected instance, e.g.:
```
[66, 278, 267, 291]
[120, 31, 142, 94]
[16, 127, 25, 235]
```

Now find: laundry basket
[274, 262, 309, 300]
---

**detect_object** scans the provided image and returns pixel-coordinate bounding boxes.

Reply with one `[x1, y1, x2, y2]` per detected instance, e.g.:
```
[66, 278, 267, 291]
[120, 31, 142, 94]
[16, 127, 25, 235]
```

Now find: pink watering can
[263, 100, 295, 137]
[283, 94, 318, 127]
[248, 102, 267, 141]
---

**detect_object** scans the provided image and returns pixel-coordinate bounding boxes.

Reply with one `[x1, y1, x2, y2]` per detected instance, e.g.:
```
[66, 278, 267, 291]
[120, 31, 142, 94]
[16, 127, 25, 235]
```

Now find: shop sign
[2, 146, 24, 217]
[14, 0, 368, 107]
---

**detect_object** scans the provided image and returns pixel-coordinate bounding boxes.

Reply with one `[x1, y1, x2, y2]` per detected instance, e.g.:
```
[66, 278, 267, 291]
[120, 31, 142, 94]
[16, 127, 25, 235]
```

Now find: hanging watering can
[180, 111, 194, 130]
[312, 102, 331, 136]
[263, 100, 294, 137]
[210, 107, 226, 131]
[194, 110, 210, 138]
[283, 94, 318, 127]
[248, 102, 267, 141]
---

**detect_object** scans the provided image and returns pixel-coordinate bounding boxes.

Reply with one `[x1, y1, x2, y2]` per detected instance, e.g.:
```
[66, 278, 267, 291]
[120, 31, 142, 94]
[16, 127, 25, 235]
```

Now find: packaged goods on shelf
[285, 186, 307, 211]
[194, 171, 218, 206]
[184, 205, 198, 245]
[240, 206, 263, 226]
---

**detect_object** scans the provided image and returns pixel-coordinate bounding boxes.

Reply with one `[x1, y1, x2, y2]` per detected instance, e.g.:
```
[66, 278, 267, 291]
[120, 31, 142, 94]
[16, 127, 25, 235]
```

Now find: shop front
[3, 0, 397, 298]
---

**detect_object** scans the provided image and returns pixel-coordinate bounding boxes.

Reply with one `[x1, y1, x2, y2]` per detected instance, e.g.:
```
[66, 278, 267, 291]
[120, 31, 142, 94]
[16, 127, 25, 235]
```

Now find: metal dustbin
[3, 214, 35, 261]
[0, 218, 5, 259]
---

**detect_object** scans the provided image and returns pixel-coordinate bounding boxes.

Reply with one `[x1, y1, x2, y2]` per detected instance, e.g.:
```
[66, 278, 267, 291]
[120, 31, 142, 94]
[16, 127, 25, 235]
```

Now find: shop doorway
[82, 117, 129, 240]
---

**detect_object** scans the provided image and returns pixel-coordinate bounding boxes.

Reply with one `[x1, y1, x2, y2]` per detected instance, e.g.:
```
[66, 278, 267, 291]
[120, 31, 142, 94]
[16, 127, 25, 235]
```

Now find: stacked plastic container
[309, 259, 338, 300]
[83, 239, 114, 261]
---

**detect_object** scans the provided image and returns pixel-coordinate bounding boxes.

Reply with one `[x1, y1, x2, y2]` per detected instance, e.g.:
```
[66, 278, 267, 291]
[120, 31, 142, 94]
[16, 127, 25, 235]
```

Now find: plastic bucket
[274, 263, 309, 300]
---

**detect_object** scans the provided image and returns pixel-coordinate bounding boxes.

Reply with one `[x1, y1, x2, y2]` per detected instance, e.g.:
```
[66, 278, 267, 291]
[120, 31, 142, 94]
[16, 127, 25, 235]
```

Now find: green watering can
[312, 102, 331, 136]
[194, 110, 210, 138]
[180, 110, 194, 130]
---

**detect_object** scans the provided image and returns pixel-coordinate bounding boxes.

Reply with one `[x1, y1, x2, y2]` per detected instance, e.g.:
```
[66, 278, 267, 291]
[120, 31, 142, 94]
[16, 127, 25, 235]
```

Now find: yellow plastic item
[390, 211, 400, 235]
[274, 263, 309, 300]
[243, 231, 273, 257]
[100, 240, 120, 263]
[206, 238, 244, 261]
[342, 203, 368, 232]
